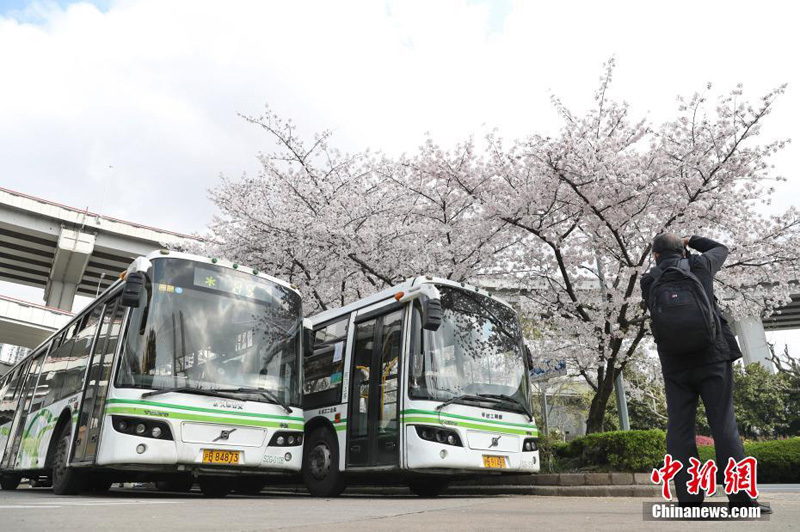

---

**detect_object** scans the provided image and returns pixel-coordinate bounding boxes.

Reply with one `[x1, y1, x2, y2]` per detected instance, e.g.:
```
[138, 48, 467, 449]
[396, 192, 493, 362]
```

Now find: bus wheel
[155, 478, 194, 493]
[303, 427, 346, 497]
[409, 478, 449, 498]
[52, 434, 86, 495]
[235, 477, 266, 496]
[0, 474, 21, 490]
[199, 478, 231, 497]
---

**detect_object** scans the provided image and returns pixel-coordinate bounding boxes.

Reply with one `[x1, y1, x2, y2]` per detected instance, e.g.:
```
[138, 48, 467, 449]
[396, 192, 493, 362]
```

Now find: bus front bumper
[405, 426, 540, 473]
[94, 418, 302, 473]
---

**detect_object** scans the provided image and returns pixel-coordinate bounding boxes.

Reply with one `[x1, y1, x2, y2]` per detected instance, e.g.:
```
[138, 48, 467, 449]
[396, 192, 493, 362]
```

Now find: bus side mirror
[422, 298, 442, 331]
[120, 272, 146, 308]
[524, 345, 533, 368]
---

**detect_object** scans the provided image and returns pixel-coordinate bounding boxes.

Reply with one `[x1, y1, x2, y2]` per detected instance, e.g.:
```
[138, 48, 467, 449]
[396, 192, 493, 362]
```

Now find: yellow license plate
[202, 449, 241, 464]
[482, 455, 507, 469]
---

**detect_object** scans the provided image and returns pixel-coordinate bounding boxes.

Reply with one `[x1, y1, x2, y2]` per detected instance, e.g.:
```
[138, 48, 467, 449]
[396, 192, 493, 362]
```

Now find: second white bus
[301, 277, 539, 497]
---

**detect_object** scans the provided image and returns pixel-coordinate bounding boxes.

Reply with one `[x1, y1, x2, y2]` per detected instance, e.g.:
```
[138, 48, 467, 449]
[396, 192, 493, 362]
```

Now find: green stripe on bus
[106, 398, 304, 422]
[401, 408, 537, 430]
[401, 415, 537, 436]
[105, 406, 303, 430]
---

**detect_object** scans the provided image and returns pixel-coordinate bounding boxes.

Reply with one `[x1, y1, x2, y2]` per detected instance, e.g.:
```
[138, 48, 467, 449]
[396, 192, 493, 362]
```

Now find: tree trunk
[585, 360, 619, 434]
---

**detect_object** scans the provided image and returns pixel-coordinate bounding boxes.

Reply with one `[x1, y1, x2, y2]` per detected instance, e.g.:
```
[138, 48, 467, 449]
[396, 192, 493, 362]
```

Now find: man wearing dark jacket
[641, 233, 769, 511]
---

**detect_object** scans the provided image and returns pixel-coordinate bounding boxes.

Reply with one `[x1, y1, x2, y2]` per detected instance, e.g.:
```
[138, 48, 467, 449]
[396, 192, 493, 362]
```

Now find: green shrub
[697, 438, 800, 483]
[563, 432, 800, 482]
[561, 429, 667, 472]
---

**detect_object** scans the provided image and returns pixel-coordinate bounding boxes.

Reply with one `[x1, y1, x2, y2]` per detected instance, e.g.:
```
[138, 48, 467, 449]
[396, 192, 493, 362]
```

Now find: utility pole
[615, 371, 630, 431]
[540, 386, 549, 439]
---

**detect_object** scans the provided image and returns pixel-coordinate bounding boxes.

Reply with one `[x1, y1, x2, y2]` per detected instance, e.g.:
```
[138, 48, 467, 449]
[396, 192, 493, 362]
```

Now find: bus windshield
[116, 258, 302, 407]
[409, 285, 529, 411]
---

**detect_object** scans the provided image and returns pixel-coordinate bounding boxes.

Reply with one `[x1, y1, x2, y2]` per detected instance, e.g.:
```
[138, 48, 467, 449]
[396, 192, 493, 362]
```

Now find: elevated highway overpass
[0, 186, 200, 351]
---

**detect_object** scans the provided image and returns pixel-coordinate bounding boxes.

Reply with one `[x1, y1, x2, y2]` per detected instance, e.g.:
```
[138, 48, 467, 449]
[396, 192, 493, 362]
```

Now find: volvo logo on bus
[213, 428, 237, 442]
[489, 435, 501, 448]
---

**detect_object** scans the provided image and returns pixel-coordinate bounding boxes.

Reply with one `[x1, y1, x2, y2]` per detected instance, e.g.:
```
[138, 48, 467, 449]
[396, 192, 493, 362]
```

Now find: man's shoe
[728, 500, 772, 515]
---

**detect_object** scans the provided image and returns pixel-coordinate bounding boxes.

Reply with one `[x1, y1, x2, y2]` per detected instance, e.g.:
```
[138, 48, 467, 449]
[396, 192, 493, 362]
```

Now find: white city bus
[301, 277, 539, 497]
[0, 251, 304, 497]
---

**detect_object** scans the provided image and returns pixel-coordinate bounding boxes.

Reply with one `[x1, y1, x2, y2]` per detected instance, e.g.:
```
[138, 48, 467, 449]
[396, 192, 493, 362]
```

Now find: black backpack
[647, 259, 718, 356]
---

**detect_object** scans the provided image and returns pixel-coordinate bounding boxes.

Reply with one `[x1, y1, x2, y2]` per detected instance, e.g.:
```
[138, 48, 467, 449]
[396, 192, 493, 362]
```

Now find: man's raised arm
[688, 235, 729, 276]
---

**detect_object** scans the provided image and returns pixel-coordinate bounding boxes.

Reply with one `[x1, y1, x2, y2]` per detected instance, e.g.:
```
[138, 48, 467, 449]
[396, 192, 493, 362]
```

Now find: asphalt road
[0, 485, 797, 531]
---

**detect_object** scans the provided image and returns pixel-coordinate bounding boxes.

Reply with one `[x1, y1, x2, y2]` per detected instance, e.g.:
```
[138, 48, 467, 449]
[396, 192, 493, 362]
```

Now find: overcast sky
[1, 0, 799, 349]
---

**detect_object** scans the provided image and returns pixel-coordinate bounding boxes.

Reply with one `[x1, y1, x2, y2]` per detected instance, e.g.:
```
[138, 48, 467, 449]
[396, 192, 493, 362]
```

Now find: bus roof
[306, 276, 515, 327]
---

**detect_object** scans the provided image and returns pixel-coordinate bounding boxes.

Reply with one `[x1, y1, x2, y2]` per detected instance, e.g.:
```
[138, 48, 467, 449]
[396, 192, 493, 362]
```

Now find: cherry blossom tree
[471, 62, 798, 432]
[208, 62, 799, 433]
[208, 108, 511, 310]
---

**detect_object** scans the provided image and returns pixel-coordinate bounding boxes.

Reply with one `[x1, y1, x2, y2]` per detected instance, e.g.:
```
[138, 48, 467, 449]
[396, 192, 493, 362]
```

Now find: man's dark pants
[663, 360, 751, 504]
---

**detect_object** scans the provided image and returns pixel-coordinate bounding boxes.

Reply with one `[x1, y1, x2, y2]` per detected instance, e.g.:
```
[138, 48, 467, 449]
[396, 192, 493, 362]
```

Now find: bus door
[0, 359, 30, 465]
[1, 350, 46, 470]
[72, 297, 124, 464]
[347, 308, 403, 467]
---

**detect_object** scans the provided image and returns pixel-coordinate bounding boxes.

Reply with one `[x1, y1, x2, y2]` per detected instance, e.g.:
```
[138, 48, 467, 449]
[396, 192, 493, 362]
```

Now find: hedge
[698, 437, 800, 483]
[556, 430, 800, 483]
[557, 429, 666, 472]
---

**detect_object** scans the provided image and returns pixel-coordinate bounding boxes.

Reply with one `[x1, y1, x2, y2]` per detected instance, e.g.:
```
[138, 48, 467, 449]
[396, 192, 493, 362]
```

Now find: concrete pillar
[44, 227, 95, 311]
[728, 315, 776, 373]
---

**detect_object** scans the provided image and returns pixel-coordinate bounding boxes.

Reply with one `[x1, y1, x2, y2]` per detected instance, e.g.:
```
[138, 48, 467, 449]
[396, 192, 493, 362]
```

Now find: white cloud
[0, 0, 798, 228]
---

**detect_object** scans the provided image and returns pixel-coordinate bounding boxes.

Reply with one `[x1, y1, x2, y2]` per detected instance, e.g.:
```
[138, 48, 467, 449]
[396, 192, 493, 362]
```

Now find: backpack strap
[649, 266, 664, 282]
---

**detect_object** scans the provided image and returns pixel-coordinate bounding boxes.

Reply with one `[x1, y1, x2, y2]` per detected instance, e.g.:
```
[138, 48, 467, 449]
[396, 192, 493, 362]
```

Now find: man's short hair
[652, 233, 684, 255]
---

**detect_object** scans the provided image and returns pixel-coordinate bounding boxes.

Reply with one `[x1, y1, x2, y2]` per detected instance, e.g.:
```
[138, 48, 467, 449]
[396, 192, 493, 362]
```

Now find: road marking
[0, 505, 62, 509]
[0, 500, 183, 509]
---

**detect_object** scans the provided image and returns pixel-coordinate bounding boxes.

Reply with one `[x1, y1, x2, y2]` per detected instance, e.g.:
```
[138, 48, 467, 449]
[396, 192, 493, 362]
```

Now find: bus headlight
[522, 438, 538, 452]
[413, 426, 462, 447]
[269, 431, 304, 447]
[112, 415, 173, 440]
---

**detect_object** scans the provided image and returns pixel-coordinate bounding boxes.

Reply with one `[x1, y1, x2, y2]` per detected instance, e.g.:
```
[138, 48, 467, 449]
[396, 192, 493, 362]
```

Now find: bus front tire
[0, 474, 21, 490]
[303, 427, 346, 498]
[409, 478, 449, 498]
[52, 434, 86, 495]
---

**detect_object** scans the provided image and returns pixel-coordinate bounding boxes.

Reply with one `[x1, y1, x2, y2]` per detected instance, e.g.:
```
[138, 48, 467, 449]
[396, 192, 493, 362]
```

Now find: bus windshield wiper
[435, 393, 502, 411]
[141, 386, 240, 400]
[477, 393, 534, 422]
[223, 387, 293, 414]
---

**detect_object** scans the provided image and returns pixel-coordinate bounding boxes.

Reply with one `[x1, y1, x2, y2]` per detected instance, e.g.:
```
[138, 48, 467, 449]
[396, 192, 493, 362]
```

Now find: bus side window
[32, 318, 81, 412]
[303, 317, 349, 409]
[62, 305, 104, 400]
